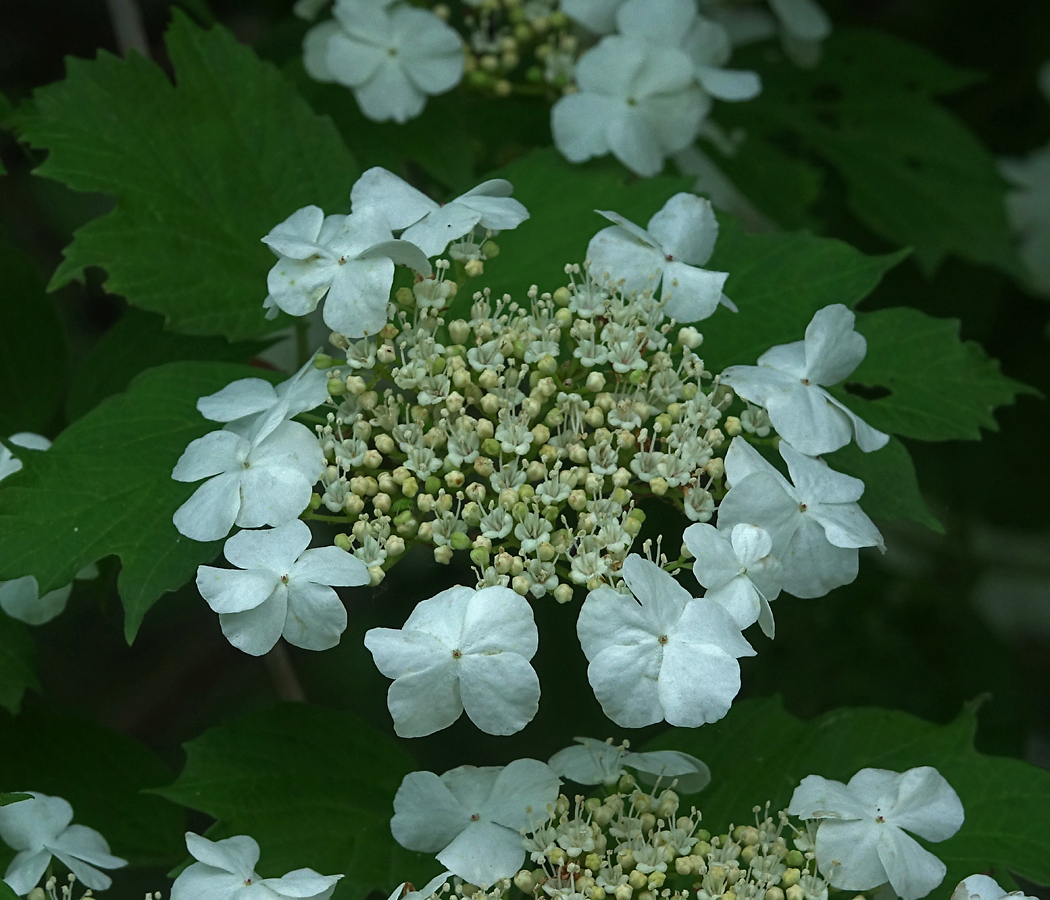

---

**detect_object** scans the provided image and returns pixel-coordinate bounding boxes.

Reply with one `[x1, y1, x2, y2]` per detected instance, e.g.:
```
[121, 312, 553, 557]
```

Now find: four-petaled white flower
[364, 584, 541, 737]
[172, 420, 325, 543]
[617, 0, 762, 103]
[787, 766, 964, 900]
[717, 438, 884, 599]
[684, 522, 781, 638]
[391, 759, 561, 887]
[551, 36, 705, 178]
[196, 520, 369, 656]
[952, 875, 1037, 900]
[350, 168, 530, 258]
[548, 737, 711, 793]
[720, 305, 889, 456]
[586, 193, 733, 322]
[304, 2, 464, 124]
[0, 792, 126, 895]
[196, 358, 330, 444]
[576, 554, 754, 728]
[262, 205, 431, 338]
[171, 833, 342, 900]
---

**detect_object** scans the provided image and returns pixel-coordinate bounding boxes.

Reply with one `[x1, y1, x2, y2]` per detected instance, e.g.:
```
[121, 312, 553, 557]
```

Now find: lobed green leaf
[0, 614, 38, 715]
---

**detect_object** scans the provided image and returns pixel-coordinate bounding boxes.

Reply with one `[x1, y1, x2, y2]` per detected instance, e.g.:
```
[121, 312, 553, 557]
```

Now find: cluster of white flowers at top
[0, 435, 98, 626]
[999, 61, 1050, 294]
[386, 753, 965, 900]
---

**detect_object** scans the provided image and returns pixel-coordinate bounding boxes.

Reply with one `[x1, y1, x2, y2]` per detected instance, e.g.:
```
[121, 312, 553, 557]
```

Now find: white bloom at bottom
[548, 737, 711, 793]
[952, 875, 1037, 900]
[391, 759, 561, 888]
[0, 565, 98, 627]
[787, 766, 964, 900]
[576, 555, 754, 728]
[364, 585, 541, 737]
[0, 792, 126, 895]
[171, 833, 342, 900]
[196, 520, 369, 656]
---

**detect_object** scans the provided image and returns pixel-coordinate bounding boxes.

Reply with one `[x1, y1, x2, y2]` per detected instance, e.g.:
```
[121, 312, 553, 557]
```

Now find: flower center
[658, 635, 668, 645]
[798, 503, 807, 512]
[281, 574, 290, 584]
[452, 649, 463, 659]
[470, 813, 480, 821]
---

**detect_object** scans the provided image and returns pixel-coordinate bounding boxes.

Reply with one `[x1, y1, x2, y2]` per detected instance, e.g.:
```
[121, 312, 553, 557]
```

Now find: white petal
[459, 652, 539, 735]
[391, 771, 472, 853]
[386, 666, 463, 737]
[756, 338, 808, 378]
[8, 433, 52, 451]
[291, 546, 370, 587]
[703, 577, 762, 631]
[185, 833, 259, 877]
[696, 65, 762, 101]
[282, 581, 348, 651]
[814, 818, 885, 890]
[173, 472, 243, 542]
[825, 394, 890, 452]
[325, 31, 385, 88]
[551, 92, 615, 165]
[218, 593, 287, 656]
[625, 750, 711, 794]
[394, 6, 465, 96]
[436, 821, 523, 888]
[0, 793, 72, 849]
[455, 190, 529, 232]
[197, 379, 278, 425]
[615, 0, 697, 46]
[887, 767, 964, 842]
[716, 471, 800, 563]
[646, 193, 719, 266]
[787, 774, 869, 820]
[224, 520, 312, 573]
[684, 523, 740, 590]
[171, 862, 249, 900]
[675, 598, 755, 658]
[172, 430, 243, 482]
[768, 382, 856, 456]
[782, 517, 859, 598]
[50, 852, 112, 891]
[768, 0, 832, 42]
[51, 824, 125, 871]
[660, 260, 729, 322]
[658, 641, 741, 726]
[401, 205, 484, 258]
[876, 825, 947, 900]
[722, 436, 793, 493]
[441, 766, 501, 815]
[364, 627, 453, 679]
[302, 21, 340, 83]
[587, 643, 663, 728]
[480, 759, 561, 831]
[354, 61, 427, 124]
[351, 167, 437, 231]
[620, 555, 692, 629]
[322, 257, 396, 338]
[560, 0, 625, 34]
[586, 225, 665, 296]
[548, 740, 626, 785]
[0, 577, 72, 626]
[262, 206, 325, 259]
[356, 239, 433, 276]
[780, 442, 864, 504]
[259, 868, 343, 898]
[266, 256, 335, 317]
[952, 876, 1009, 900]
[810, 500, 884, 551]
[729, 522, 773, 565]
[803, 304, 867, 386]
[196, 567, 281, 614]
[3, 848, 51, 896]
[607, 108, 666, 178]
[459, 585, 538, 659]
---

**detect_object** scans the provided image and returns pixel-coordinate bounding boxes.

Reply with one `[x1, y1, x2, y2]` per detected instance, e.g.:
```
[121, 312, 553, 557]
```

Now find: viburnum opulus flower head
[788, 766, 964, 900]
[196, 519, 370, 656]
[720, 304, 889, 456]
[576, 554, 754, 728]
[0, 792, 126, 895]
[364, 584, 541, 737]
[171, 833, 342, 900]
[391, 759, 561, 887]
[585, 193, 733, 322]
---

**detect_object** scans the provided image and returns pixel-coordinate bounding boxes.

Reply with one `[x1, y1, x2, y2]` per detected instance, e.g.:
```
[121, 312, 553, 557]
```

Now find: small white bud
[369, 565, 386, 585]
[554, 583, 573, 604]
[586, 372, 606, 393]
[678, 326, 703, 349]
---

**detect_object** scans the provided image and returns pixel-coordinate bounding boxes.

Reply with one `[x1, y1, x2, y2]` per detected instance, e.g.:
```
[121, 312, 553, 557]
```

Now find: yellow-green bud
[554, 583, 573, 603]
[474, 456, 495, 478]
[481, 437, 502, 457]
[470, 547, 490, 568]
[614, 884, 633, 900]
[500, 488, 518, 509]
[345, 495, 365, 516]
[623, 516, 642, 537]
[450, 532, 472, 551]
[476, 419, 495, 439]
[647, 872, 665, 888]
[434, 545, 453, 564]
[512, 574, 531, 596]
[765, 890, 785, 900]
[586, 372, 606, 393]
[512, 501, 529, 521]
[481, 239, 500, 258]
[373, 493, 392, 514]
[725, 415, 742, 436]
[514, 871, 536, 894]
[444, 470, 465, 489]
[780, 868, 801, 887]
[785, 887, 804, 900]
[386, 535, 405, 556]
[334, 533, 352, 551]
[308, 492, 323, 511]
[706, 457, 725, 479]
[401, 477, 419, 498]
[449, 319, 471, 344]
[396, 286, 414, 305]
[628, 870, 647, 890]
[784, 850, 804, 868]
[425, 476, 442, 495]
[568, 489, 587, 511]
[375, 433, 396, 454]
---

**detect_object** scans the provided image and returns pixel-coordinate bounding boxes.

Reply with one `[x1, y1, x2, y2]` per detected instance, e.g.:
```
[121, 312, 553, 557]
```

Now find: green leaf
[67, 308, 270, 421]
[156, 703, 435, 900]
[647, 697, 1050, 895]
[0, 793, 31, 806]
[827, 437, 943, 532]
[0, 706, 184, 866]
[0, 614, 38, 714]
[0, 361, 281, 641]
[18, 12, 359, 340]
[723, 29, 1019, 274]
[0, 243, 68, 434]
[833, 307, 1035, 442]
[0, 880, 16, 900]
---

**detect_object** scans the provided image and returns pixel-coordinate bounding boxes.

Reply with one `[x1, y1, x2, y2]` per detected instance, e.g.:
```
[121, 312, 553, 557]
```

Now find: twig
[263, 642, 307, 702]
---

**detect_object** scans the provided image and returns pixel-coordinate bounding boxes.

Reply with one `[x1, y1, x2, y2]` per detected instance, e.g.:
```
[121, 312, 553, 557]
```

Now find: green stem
[302, 513, 351, 524]
[295, 319, 310, 368]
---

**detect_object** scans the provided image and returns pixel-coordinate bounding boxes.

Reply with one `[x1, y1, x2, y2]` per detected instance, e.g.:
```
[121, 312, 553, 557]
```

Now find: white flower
[548, 737, 711, 793]
[551, 36, 705, 178]
[0, 792, 126, 895]
[391, 759, 560, 887]
[385, 872, 452, 900]
[196, 358, 330, 444]
[0, 565, 98, 627]
[0, 432, 51, 483]
[684, 522, 781, 638]
[952, 875, 1037, 900]
[171, 833, 342, 900]
[586, 193, 732, 322]
[364, 584, 541, 737]
[304, 2, 464, 124]
[720, 305, 889, 456]
[262, 206, 431, 338]
[196, 520, 368, 656]
[787, 767, 964, 900]
[172, 420, 325, 543]
[576, 554, 754, 728]
[350, 168, 529, 258]
[560, 0, 626, 34]
[617, 0, 762, 103]
[717, 438, 884, 599]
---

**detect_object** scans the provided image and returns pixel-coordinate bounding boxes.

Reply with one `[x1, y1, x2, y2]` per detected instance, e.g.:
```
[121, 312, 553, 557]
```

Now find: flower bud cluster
[313, 257, 733, 598]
